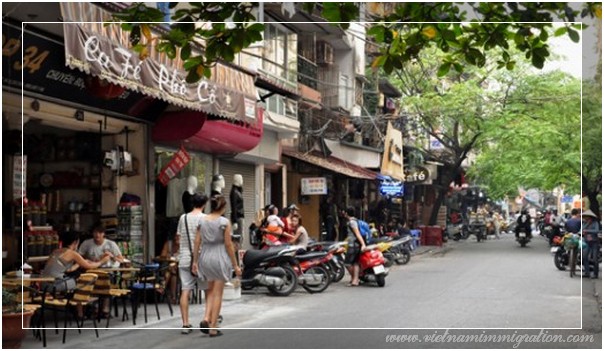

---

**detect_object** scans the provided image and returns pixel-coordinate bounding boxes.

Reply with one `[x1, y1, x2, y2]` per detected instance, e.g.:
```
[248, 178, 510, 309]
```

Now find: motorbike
[292, 250, 332, 293]
[240, 246, 299, 296]
[516, 228, 531, 247]
[307, 241, 346, 283]
[359, 244, 388, 287]
[446, 222, 468, 241]
[553, 233, 602, 276]
[375, 235, 412, 266]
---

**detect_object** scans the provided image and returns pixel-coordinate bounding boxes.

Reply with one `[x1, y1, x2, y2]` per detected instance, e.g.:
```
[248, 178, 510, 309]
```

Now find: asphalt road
[23, 233, 601, 349]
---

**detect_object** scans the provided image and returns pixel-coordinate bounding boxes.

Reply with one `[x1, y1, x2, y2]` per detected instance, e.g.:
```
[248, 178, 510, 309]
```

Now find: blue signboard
[379, 179, 404, 197]
[561, 196, 574, 203]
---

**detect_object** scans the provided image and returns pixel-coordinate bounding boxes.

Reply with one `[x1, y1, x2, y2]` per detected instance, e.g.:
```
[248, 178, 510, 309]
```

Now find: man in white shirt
[79, 224, 124, 268]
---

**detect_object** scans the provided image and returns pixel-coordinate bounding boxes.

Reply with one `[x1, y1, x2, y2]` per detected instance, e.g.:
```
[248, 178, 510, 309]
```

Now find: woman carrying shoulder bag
[176, 192, 208, 334]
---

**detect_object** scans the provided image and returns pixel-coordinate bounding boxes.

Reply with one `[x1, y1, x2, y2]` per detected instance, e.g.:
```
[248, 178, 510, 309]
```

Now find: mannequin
[182, 175, 198, 213]
[211, 174, 225, 197]
[230, 174, 244, 234]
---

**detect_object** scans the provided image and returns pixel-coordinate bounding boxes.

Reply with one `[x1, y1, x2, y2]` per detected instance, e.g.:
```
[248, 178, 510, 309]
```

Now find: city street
[23, 233, 601, 349]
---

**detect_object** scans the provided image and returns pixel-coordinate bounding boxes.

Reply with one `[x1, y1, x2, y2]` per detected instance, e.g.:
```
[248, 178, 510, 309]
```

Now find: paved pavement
[22, 233, 601, 348]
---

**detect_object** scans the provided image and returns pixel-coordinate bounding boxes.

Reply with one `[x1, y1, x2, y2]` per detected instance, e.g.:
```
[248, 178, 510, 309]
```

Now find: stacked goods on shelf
[117, 203, 144, 263]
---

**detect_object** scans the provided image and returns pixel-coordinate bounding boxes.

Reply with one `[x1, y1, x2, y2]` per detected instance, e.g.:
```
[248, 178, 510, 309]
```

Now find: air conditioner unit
[317, 41, 334, 66]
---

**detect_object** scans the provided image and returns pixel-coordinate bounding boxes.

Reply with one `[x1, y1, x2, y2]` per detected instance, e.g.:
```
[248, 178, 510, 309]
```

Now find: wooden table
[2, 275, 56, 284]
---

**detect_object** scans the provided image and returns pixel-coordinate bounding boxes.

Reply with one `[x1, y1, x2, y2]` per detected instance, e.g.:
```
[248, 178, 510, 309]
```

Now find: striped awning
[60, 3, 258, 123]
[283, 148, 378, 180]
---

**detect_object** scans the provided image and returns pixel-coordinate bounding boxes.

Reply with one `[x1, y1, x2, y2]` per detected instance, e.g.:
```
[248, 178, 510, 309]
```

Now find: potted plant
[2, 286, 36, 349]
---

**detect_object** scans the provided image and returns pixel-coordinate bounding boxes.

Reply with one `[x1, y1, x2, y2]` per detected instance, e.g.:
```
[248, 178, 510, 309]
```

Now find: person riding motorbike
[515, 209, 532, 238]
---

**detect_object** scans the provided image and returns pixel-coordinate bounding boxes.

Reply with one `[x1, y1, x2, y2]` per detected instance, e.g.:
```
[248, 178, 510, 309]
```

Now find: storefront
[282, 147, 378, 239]
[2, 19, 158, 270]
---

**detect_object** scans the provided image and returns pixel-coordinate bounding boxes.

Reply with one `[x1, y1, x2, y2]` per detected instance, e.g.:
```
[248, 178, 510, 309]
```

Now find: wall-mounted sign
[380, 122, 405, 180]
[379, 179, 404, 197]
[404, 166, 430, 184]
[13, 155, 26, 200]
[301, 177, 327, 195]
[157, 146, 191, 186]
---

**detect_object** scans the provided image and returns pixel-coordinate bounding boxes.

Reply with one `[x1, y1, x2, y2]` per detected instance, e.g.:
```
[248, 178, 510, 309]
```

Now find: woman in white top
[289, 214, 309, 249]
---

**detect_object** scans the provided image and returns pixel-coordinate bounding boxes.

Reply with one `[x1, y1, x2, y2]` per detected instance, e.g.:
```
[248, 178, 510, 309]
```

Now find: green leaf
[165, 43, 177, 59]
[531, 54, 544, 69]
[247, 23, 264, 33]
[453, 62, 463, 73]
[554, 26, 567, 37]
[567, 28, 580, 43]
[180, 43, 192, 60]
[437, 62, 452, 77]
[506, 61, 516, 70]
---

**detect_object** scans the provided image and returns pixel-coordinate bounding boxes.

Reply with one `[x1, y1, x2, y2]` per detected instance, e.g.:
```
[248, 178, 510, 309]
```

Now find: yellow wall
[287, 171, 321, 239]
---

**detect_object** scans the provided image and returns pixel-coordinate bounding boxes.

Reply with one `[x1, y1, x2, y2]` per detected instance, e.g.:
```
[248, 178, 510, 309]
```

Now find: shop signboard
[301, 177, 327, 195]
[379, 179, 404, 197]
[157, 146, 191, 186]
[561, 195, 573, 203]
[13, 155, 26, 200]
[380, 122, 405, 181]
[404, 166, 431, 184]
[1, 21, 160, 120]
[62, 17, 257, 122]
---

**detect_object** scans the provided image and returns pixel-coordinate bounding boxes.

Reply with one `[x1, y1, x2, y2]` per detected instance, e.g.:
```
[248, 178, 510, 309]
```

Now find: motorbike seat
[243, 247, 286, 266]
[296, 251, 327, 261]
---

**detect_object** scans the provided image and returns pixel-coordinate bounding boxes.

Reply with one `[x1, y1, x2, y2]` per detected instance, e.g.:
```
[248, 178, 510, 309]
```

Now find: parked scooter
[446, 222, 468, 241]
[376, 236, 412, 266]
[240, 246, 299, 296]
[292, 250, 332, 293]
[307, 241, 346, 283]
[359, 244, 388, 287]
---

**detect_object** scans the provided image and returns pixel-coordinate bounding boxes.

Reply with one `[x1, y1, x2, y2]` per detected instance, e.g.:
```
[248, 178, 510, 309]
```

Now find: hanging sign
[380, 122, 405, 180]
[13, 155, 27, 200]
[404, 166, 430, 184]
[301, 177, 327, 195]
[379, 179, 404, 197]
[158, 146, 191, 186]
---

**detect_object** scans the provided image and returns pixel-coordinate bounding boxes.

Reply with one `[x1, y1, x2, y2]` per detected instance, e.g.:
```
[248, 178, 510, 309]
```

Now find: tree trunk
[429, 187, 447, 225]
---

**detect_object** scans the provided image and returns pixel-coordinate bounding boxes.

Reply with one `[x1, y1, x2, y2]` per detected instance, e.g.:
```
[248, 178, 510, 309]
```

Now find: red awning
[282, 148, 377, 180]
[152, 109, 263, 155]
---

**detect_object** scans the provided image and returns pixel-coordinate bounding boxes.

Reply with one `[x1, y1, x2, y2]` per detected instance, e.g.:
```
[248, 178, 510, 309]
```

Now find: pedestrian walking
[493, 212, 501, 239]
[192, 195, 242, 337]
[176, 192, 208, 334]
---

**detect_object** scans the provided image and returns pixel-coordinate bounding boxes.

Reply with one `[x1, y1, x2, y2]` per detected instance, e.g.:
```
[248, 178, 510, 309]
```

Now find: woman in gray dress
[192, 195, 241, 337]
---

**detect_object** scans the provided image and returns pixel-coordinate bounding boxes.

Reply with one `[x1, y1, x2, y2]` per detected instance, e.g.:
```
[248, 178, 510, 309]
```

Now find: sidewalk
[21, 294, 245, 348]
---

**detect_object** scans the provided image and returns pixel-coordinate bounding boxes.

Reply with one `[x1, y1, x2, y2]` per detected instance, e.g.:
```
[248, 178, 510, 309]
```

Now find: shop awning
[60, 3, 258, 123]
[283, 148, 378, 180]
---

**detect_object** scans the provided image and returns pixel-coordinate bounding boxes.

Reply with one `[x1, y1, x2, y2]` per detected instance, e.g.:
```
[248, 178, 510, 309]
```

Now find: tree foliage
[112, 2, 600, 81]
[468, 71, 583, 200]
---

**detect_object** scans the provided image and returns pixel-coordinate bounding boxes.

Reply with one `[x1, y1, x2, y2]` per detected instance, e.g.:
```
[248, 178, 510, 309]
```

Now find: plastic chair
[129, 263, 174, 325]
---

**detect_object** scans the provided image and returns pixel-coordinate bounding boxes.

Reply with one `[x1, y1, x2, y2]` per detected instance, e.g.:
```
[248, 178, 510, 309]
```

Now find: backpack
[353, 219, 372, 244]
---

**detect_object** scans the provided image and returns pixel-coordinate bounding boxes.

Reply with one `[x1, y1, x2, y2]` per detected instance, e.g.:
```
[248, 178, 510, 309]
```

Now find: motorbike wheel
[453, 234, 460, 241]
[554, 249, 567, 271]
[376, 274, 386, 287]
[395, 248, 411, 265]
[329, 259, 346, 283]
[267, 265, 298, 297]
[301, 265, 331, 294]
[520, 241, 526, 247]
[383, 255, 394, 268]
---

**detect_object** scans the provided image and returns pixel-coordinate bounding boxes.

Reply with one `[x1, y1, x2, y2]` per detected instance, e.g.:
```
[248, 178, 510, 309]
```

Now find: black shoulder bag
[184, 214, 198, 277]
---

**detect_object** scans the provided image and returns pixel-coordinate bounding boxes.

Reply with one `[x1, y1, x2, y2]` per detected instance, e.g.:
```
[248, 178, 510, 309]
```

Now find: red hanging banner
[158, 146, 191, 186]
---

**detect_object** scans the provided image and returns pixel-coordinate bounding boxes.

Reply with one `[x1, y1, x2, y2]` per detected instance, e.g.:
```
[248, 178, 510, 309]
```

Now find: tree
[581, 81, 602, 218]
[112, 2, 601, 81]
[391, 47, 505, 224]
[467, 71, 593, 213]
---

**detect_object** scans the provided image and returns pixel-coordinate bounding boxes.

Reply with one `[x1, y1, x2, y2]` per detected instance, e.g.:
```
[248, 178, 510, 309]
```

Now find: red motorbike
[359, 244, 388, 287]
[292, 250, 333, 293]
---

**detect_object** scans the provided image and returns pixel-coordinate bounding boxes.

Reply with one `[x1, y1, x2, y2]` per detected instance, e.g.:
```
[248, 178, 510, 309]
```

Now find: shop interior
[2, 95, 146, 272]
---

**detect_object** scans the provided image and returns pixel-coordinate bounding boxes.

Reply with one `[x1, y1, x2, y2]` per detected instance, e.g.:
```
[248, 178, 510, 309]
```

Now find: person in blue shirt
[565, 209, 582, 234]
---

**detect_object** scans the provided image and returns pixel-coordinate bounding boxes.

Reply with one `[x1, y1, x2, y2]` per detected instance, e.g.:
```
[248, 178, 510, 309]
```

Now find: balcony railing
[297, 55, 318, 90]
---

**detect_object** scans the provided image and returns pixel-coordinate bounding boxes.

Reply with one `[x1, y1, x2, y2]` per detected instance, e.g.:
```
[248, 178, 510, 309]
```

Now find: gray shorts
[178, 266, 208, 290]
